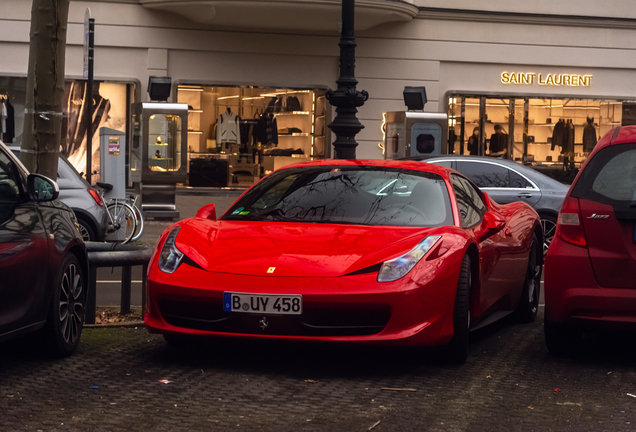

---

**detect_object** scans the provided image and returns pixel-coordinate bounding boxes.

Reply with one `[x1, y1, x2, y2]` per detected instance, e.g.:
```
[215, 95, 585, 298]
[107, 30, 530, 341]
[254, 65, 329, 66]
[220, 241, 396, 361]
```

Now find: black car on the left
[0, 140, 87, 356]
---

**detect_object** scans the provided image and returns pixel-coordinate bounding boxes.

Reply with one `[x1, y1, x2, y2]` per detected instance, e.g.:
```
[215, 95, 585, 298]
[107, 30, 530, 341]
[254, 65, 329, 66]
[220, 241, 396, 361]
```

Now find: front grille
[159, 299, 391, 337]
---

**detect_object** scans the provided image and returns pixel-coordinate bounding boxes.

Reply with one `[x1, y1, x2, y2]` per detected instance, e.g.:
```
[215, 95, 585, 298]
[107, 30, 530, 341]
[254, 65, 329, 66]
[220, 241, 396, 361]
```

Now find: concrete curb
[85, 320, 145, 329]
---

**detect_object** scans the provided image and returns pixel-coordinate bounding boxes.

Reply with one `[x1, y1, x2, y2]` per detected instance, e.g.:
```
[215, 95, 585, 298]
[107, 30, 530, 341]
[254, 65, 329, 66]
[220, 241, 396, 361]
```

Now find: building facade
[2, 0, 636, 184]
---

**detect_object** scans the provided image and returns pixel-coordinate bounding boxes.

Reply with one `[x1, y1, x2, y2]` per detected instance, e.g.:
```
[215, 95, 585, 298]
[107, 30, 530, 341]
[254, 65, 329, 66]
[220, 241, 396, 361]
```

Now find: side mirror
[196, 203, 216, 220]
[483, 211, 505, 231]
[27, 174, 59, 202]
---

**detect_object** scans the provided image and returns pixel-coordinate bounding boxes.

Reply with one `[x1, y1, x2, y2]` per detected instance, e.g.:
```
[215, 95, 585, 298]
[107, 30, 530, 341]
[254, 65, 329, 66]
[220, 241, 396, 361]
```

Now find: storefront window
[148, 114, 182, 172]
[177, 85, 328, 187]
[448, 95, 631, 172]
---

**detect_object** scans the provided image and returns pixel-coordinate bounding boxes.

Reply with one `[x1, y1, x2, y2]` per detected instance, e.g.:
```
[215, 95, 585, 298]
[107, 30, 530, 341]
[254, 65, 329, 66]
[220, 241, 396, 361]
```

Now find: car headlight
[158, 227, 184, 273]
[377, 235, 441, 283]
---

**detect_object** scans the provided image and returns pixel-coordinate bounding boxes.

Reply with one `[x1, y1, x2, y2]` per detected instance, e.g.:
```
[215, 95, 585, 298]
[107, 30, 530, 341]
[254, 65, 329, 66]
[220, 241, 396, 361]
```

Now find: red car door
[450, 174, 515, 320]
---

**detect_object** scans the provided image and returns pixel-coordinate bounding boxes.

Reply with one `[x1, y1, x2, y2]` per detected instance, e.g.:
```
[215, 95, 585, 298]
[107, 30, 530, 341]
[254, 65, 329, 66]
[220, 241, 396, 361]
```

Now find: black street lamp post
[326, 0, 368, 160]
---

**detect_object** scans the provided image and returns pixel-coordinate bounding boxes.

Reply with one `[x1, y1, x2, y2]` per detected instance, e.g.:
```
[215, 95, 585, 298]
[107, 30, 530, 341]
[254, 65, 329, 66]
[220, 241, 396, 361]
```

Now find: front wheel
[515, 234, 542, 323]
[444, 254, 472, 364]
[44, 254, 85, 357]
[105, 202, 136, 243]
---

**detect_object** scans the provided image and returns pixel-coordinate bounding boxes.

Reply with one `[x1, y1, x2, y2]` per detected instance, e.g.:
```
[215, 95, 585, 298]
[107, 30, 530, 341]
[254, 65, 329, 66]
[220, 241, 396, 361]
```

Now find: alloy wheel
[78, 224, 90, 241]
[541, 217, 557, 256]
[59, 263, 84, 346]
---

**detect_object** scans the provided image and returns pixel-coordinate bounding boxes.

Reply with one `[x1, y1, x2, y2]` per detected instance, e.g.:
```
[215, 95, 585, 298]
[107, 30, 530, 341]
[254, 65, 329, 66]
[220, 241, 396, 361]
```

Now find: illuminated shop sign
[501, 72, 593, 87]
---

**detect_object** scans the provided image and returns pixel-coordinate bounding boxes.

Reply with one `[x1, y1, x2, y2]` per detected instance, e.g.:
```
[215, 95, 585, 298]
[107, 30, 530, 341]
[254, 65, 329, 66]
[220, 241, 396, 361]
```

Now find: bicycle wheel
[130, 203, 145, 242]
[105, 202, 137, 243]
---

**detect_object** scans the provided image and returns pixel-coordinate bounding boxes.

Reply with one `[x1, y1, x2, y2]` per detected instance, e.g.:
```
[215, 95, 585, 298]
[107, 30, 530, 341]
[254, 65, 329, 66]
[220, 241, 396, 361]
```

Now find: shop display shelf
[274, 111, 310, 116]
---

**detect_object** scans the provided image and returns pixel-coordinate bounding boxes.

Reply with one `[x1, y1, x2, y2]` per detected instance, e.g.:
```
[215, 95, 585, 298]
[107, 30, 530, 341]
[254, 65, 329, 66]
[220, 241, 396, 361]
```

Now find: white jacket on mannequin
[216, 109, 240, 144]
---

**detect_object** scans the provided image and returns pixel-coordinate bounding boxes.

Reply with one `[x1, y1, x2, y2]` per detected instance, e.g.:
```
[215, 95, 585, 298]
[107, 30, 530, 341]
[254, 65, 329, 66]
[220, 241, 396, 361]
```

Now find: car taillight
[556, 196, 587, 248]
[88, 188, 103, 206]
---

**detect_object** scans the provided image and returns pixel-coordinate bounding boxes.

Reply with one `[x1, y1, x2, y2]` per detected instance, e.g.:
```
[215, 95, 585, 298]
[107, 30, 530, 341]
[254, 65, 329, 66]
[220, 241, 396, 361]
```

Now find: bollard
[121, 266, 132, 314]
[86, 267, 98, 325]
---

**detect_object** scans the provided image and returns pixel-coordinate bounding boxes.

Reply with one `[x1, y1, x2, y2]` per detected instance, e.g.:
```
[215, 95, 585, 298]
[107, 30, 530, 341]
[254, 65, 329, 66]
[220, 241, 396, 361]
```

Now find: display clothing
[583, 121, 597, 152]
[266, 97, 283, 113]
[550, 119, 566, 151]
[216, 110, 241, 144]
[257, 113, 278, 145]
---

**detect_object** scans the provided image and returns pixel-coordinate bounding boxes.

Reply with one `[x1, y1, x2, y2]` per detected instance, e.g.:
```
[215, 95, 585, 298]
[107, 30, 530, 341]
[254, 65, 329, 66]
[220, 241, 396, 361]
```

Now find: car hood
[174, 219, 441, 277]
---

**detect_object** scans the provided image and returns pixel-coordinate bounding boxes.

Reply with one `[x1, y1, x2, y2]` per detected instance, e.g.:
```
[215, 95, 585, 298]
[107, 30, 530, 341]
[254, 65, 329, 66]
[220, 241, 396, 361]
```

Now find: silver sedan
[417, 156, 568, 255]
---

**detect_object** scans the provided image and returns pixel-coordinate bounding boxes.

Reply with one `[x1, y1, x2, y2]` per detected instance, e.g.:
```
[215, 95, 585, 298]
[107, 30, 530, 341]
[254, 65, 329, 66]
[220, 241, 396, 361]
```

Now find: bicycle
[95, 182, 145, 243]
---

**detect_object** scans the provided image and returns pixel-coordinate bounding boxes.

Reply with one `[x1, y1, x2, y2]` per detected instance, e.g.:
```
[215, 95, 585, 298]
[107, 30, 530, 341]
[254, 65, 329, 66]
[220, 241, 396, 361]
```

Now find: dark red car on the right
[545, 126, 636, 355]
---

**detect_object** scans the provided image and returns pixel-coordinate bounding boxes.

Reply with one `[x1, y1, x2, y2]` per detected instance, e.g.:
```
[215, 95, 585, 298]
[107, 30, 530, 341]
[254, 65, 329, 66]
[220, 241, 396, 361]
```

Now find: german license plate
[223, 292, 302, 315]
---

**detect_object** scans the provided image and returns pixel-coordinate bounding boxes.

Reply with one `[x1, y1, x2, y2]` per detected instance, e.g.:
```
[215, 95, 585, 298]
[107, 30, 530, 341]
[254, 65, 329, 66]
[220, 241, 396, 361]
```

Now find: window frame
[450, 173, 488, 229]
[458, 160, 538, 191]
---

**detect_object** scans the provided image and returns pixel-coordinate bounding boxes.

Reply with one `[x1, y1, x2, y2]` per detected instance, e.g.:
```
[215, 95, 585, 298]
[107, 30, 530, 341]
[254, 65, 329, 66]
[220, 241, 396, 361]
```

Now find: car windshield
[223, 167, 454, 227]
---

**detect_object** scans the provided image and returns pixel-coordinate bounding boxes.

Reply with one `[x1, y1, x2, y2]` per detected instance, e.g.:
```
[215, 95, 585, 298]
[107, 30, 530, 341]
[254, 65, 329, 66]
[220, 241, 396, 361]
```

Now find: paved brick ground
[2, 309, 636, 431]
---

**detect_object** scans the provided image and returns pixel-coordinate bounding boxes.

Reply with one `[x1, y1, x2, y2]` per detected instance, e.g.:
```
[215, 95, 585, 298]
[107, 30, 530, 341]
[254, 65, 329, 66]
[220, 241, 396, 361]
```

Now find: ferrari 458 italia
[145, 160, 543, 362]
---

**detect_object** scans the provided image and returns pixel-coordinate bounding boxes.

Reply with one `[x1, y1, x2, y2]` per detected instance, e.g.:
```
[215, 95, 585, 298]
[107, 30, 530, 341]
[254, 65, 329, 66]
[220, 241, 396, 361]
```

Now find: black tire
[540, 214, 557, 257]
[44, 254, 85, 357]
[445, 254, 472, 364]
[516, 234, 542, 323]
[544, 321, 582, 356]
[76, 217, 95, 242]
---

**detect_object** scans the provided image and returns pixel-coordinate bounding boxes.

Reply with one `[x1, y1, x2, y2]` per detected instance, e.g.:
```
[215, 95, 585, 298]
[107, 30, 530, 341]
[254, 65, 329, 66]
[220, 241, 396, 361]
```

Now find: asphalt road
[2, 309, 636, 431]
[95, 191, 241, 307]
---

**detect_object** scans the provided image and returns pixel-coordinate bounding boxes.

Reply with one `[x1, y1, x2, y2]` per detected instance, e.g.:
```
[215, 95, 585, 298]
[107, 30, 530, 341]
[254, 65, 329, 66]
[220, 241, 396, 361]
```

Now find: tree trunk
[20, 0, 69, 180]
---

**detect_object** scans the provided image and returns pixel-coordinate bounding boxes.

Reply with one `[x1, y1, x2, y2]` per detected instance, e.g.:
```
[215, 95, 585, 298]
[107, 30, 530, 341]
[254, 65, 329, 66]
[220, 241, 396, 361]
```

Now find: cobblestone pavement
[2, 309, 636, 431]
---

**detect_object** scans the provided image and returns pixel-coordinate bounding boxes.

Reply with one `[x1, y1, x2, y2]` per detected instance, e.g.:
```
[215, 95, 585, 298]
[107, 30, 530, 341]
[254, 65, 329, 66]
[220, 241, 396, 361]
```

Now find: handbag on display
[285, 96, 301, 112]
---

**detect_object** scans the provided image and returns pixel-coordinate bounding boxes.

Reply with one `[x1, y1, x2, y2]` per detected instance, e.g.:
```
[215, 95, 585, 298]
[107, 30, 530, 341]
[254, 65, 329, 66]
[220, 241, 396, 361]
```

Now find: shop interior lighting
[242, 96, 265, 100]
[217, 95, 240, 100]
[179, 86, 204, 92]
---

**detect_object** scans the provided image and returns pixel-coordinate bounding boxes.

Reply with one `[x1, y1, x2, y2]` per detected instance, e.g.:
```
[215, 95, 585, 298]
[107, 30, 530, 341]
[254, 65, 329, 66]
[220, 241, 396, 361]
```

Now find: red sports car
[145, 160, 542, 362]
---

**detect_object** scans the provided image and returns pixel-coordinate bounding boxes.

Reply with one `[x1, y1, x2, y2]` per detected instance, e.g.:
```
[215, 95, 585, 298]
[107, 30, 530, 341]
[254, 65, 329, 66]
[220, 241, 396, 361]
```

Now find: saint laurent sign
[501, 72, 593, 87]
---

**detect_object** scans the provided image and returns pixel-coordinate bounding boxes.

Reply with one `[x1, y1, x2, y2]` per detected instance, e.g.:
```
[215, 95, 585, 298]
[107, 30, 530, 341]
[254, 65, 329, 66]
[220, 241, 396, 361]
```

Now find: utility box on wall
[99, 127, 126, 199]
[384, 112, 449, 160]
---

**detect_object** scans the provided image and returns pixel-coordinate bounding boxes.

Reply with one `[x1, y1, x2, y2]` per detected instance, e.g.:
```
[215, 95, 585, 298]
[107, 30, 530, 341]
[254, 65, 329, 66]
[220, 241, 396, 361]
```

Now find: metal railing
[85, 242, 153, 324]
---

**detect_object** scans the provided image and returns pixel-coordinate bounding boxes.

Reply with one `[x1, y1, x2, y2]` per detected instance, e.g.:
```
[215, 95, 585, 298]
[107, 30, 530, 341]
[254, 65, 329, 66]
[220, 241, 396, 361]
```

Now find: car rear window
[223, 167, 454, 227]
[571, 143, 636, 206]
